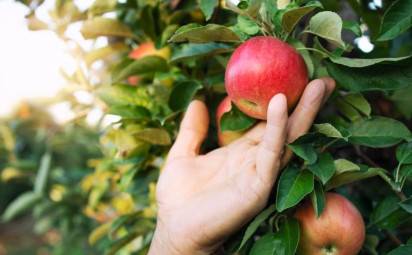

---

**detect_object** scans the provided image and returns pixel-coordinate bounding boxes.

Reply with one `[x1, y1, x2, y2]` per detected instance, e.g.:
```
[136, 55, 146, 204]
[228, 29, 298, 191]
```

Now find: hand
[148, 78, 335, 255]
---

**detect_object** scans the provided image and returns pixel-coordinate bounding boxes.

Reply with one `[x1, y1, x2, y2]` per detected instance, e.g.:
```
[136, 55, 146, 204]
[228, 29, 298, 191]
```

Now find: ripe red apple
[216, 97, 244, 146]
[294, 193, 365, 255]
[127, 42, 171, 85]
[225, 36, 308, 119]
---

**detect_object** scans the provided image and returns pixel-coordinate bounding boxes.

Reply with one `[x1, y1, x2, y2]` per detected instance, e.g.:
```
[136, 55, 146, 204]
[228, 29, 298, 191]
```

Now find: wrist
[148, 225, 211, 255]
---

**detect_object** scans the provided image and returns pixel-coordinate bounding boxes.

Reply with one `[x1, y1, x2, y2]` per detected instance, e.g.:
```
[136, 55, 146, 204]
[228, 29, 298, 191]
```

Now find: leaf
[377, 0, 412, 41]
[85, 43, 128, 66]
[249, 218, 300, 255]
[169, 24, 240, 43]
[387, 245, 412, 255]
[396, 142, 412, 164]
[348, 117, 411, 148]
[314, 123, 345, 139]
[168, 81, 202, 112]
[113, 56, 168, 82]
[250, 234, 283, 255]
[308, 153, 335, 184]
[236, 16, 260, 35]
[89, 222, 111, 245]
[399, 197, 412, 214]
[334, 159, 360, 174]
[171, 43, 233, 63]
[364, 235, 379, 255]
[88, 0, 117, 16]
[336, 98, 362, 122]
[329, 55, 412, 68]
[342, 20, 361, 36]
[326, 167, 384, 190]
[306, 11, 345, 48]
[2, 192, 42, 222]
[80, 17, 134, 39]
[276, 167, 314, 212]
[134, 128, 171, 146]
[281, 3, 322, 35]
[370, 196, 411, 230]
[391, 86, 412, 119]
[97, 85, 138, 106]
[287, 144, 317, 164]
[220, 104, 256, 132]
[237, 205, 276, 251]
[342, 94, 371, 117]
[325, 60, 412, 92]
[311, 181, 325, 217]
[200, 0, 218, 20]
[34, 153, 52, 194]
[289, 38, 314, 78]
[109, 105, 151, 120]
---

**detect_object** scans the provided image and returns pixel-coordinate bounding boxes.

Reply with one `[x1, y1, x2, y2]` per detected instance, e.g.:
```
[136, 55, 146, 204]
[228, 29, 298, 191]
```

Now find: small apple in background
[216, 97, 244, 146]
[127, 41, 171, 85]
[225, 36, 308, 120]
[294, 193, 365, 255]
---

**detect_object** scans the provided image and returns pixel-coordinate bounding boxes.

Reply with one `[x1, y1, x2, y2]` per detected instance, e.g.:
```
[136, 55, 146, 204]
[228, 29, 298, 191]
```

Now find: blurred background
[1, 0, 411, 254]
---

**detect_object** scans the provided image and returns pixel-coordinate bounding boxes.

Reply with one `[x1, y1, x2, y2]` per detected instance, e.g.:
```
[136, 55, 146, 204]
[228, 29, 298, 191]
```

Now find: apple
[216, 97, 244, 146]
[225, 36, 308, 119]
[127, 41, 171, 85]
[294, 193, 365, 255]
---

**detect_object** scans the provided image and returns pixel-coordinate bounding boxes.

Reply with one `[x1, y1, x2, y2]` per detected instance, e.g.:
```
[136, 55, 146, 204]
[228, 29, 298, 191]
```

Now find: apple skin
[294, 193, 365, 255]
[216, 97, 244, 146]
[127, 42, 171, 85]
[225, 36, 308, 119]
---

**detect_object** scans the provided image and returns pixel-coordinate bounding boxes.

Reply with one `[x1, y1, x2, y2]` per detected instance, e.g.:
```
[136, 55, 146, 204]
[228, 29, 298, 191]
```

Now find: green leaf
[169, 24, 241, 43]
[171, 43, 233, 63]
[276, 167, 314, 212]
[80, 17, 134, 39]
[289, 38, 314, 78]
[326, 167, 384, 190]
[250, 234, 283, 255]
[348, 117, 411, 148]
[370, 196, 411, 230]
[237, 205, 277, 251]
[220, 104, 256, 132]
[287, 143, 317, 164]
[334, 159, 360, 174]
[391, 87, 412, 119]
[311, 181, 325, 217]
[281, 3, 321, 35]
[200, 0, 218, 20]
[396, 142, 412, 164]
[306, 11, 345, 48]
[109, 105, 151, 120]
[168, 81, 202, 112]
[329, 55, 412, 68]
[97, 85, 138, 106]
[236, 16, 260, 35]
[325, 59, 412, 92]
[377, 0, 412, 41]
[34, 153, 52, 194]
[2, 192, 42, 222]
[342, 20, 361, 36]
[249, 218, 300, 255]
[134, 128, 171, 146]
[314, 123, 345, 139]
[342, 94, 371, 117]
[387, 245, 412, 255]
[364, 235, 379, 255]
[88, 0, 117, 16]
[336, 98, 362, 122]
[399, 197, 412, 214]
[113, 56, 168, 82]
[308, 153, 335, 184]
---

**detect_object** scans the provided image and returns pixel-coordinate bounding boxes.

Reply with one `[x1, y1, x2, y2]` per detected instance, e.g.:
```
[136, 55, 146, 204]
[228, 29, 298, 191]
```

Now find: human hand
[148, 78, 335, 255]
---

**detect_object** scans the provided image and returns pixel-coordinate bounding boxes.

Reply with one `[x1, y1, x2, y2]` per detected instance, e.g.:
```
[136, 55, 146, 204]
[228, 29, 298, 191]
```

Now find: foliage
[4, 0, 412, 254]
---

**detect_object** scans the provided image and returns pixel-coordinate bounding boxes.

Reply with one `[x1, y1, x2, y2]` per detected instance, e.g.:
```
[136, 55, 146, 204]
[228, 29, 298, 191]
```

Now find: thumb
[167, 100, 210, 161]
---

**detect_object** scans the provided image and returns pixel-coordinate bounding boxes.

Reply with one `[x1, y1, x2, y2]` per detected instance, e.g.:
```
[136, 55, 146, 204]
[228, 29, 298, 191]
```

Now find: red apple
[225, 36, 308, 119]
[216, 97, 244, 146]
[127, 42, 171, 85]
[294, 193, 365, 255]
